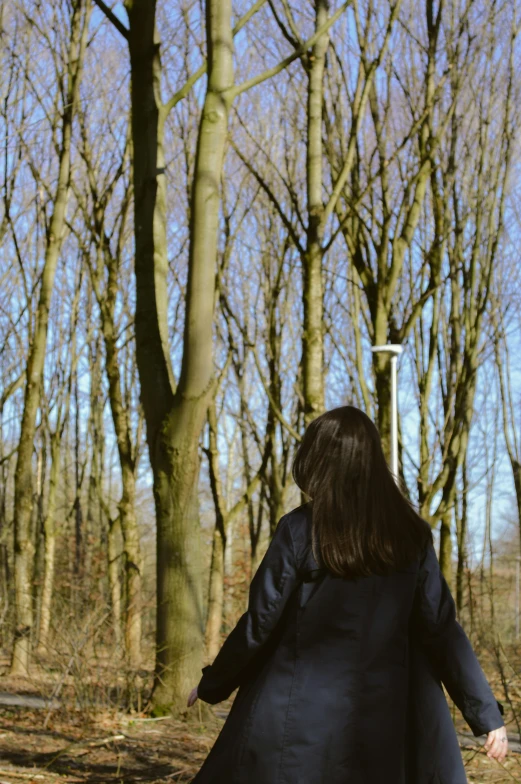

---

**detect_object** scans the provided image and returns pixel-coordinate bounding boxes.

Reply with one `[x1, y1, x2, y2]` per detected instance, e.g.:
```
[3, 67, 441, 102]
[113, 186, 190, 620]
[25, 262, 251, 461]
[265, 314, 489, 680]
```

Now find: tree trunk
[73, 369, 84, 585]
[32, 444, 45, 646]
[86, 332, 103, 583]
[108, 515, 123, 651]
[373, 345, 392, 460]
[455, 457, 468, 617]
[205, 525, 225, 661]
[302, 0, 329, 424]
[36, 432, 60, 652]
[125, 0, 234, 715]
[223, 516, 235, 632]
[0, 456, 9, 624]
[119, 471, 142, 668]
[10, 0, 89, 675]
[439, 510, 453, 587]
[204, 402, 227, 661]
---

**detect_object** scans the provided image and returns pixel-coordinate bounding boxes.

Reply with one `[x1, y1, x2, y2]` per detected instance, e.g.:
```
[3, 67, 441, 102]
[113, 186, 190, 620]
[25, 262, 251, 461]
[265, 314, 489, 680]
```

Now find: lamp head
[371, 344, 403, 357]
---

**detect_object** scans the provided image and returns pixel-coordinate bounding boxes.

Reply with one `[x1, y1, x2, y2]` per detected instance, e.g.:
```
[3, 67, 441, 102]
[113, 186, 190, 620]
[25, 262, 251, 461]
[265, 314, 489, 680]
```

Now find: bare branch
[92, 0, 129, 40]
[228, 0, 351, 99]
[164, 0, 268, 115]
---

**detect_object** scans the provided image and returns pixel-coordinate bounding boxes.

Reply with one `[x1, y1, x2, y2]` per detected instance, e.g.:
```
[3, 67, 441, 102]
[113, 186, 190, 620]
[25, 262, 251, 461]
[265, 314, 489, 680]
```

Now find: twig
[43, 609, 111, 728]
[121, 714, 172, 722]
[72, 734, 125, 757]
[43, 734, 125, 767]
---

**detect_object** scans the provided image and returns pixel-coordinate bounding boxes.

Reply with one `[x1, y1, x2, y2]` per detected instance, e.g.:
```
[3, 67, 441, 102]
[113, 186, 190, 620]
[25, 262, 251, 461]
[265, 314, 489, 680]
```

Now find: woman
[188, 406, 508, 783]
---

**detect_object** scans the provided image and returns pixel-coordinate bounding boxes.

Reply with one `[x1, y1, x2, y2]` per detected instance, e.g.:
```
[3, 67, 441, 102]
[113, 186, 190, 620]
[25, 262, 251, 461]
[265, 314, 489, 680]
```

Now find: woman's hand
[187, 686, 199, 708]
[484, 727, 509, 763]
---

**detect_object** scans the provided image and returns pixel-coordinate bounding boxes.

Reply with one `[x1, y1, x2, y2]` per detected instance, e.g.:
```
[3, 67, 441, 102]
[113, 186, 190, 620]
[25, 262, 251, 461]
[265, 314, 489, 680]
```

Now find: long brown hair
[292, 405, 433, 578]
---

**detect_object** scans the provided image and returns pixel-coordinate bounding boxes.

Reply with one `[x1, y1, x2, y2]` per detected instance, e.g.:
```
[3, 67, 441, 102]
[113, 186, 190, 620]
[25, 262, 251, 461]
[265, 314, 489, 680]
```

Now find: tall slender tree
[10, 0, 90, 675]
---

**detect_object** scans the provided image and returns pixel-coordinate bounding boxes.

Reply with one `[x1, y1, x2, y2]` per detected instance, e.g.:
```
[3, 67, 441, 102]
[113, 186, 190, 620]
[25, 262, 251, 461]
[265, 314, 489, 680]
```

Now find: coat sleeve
[410, 541, 504, 736]
[197, 513, 300, 705]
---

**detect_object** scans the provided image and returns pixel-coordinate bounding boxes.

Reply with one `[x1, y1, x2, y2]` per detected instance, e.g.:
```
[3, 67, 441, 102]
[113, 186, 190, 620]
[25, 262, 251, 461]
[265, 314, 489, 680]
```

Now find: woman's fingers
[187, 686, 199, 707]
[485, 731, 498, 758]
[486, 737, 500, 759]
[485, 728, 508, 763]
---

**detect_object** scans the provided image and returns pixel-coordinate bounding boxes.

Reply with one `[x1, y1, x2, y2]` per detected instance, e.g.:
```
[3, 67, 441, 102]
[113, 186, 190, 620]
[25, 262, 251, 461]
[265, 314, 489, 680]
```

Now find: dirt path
[0, 704, 519, 783]
[0, 706, 213, 783]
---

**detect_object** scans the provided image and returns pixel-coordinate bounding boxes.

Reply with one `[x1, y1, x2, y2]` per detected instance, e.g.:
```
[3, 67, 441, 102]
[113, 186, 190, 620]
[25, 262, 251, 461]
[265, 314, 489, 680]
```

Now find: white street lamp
[371, 344, 403, 481]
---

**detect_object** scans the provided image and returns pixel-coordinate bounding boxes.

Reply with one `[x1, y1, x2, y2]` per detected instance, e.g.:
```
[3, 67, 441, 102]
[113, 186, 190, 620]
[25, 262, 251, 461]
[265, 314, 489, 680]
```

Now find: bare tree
[410, 1, 516, 579]
[10, 0, 90, 675]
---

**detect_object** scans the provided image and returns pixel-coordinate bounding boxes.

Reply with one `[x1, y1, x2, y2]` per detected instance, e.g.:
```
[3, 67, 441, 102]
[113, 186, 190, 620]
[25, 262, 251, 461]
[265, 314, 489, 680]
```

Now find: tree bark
[31, 443, 45, 646]
[125, 0, 234, 715]
[455, 456, 468, 617]
[36, 431, 60, 652]
[86, 331, 103, 583]
[439, 510, 453, 588]
[203, 402, 227, 661]
[205, 525, 225, 661]
[120, 474, 142, 669]
[302, 0, 329, 424]
[108, 515, 123, 651]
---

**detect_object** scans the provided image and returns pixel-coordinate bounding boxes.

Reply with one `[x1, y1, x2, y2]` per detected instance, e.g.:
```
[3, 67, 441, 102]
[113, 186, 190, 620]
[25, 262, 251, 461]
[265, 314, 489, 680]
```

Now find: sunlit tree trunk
[125, 0, 234, 714]
[108, 515, 123, 651]
[204, 402, 227, 661]
[455, 456, 468, 617]
[37, 432, 60, 652]
[85, 331, 103, 583]
[302, 0, 329, 423]
[205, 525, 225, 661]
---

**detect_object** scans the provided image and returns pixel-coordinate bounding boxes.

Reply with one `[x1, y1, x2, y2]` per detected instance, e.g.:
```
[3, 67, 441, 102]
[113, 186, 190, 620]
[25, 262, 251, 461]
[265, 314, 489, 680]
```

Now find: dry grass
[0, 679, 518, 784]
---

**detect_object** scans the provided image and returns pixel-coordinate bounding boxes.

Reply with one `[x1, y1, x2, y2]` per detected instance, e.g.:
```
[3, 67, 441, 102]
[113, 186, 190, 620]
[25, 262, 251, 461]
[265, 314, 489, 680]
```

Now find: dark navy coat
[193, 504, 504, 784]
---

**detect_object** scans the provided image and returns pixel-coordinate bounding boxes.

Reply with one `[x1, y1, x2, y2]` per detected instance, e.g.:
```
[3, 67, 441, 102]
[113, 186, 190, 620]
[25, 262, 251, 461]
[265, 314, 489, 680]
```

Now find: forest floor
[0, 670, 519, 783]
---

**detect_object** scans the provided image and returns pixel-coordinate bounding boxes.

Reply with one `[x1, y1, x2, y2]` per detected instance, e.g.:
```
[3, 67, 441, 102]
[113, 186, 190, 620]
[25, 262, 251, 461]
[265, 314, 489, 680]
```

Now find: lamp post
[371, 344, 403, 481]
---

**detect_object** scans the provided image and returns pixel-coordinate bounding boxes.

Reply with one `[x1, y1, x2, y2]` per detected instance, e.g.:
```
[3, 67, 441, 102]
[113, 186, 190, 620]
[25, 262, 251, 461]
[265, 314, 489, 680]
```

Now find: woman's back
[285, 503, 417, 672]
[193, 504, 504, 783]
[191, 406, 506, 784]
[249, 506, 419, 783]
